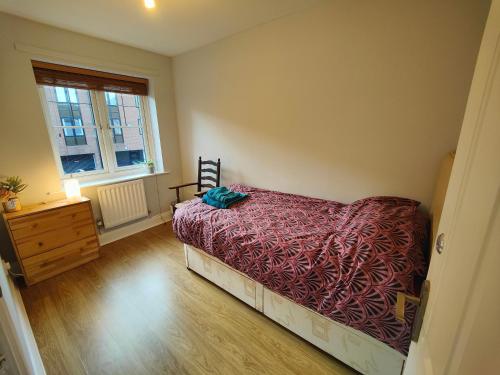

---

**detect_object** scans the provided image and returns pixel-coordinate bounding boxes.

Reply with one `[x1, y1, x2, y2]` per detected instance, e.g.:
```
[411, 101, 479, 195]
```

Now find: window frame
[38, 86, 157, 183]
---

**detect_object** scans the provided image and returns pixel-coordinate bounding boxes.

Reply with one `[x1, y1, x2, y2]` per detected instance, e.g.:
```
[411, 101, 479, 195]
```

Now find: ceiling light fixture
[144, 0, 156, 9]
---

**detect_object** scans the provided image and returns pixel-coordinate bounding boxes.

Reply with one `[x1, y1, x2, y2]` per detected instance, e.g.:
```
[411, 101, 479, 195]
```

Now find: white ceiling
[0, 0, 321, 56]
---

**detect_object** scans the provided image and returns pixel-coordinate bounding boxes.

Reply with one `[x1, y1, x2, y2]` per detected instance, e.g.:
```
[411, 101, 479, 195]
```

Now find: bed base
[184, 244, 406, 375]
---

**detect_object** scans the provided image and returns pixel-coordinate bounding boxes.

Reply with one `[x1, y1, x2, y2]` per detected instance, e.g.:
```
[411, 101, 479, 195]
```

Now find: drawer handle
[38, 242, 43, 247]
[80, 247, 93, 256]
[32, 223, 38, 229]
[40, 257, 64, 268]
[71, 213, 77, 218]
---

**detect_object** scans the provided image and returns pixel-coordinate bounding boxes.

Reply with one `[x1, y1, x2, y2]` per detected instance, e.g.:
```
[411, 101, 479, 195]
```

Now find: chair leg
[175, 187, 181, 204]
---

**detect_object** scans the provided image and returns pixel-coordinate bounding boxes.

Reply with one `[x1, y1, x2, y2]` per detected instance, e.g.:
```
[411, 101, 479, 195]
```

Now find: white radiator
[97, 179, 149, 229]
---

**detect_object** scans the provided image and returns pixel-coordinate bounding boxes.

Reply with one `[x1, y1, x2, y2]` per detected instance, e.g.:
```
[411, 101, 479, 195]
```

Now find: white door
[0, 322, 20, 375]
[0, 261, 45, 375]
[404, 1, 500, 374]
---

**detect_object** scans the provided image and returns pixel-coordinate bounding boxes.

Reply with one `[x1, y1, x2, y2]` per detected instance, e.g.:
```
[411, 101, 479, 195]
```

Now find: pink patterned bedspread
[173, 184, 427, 354]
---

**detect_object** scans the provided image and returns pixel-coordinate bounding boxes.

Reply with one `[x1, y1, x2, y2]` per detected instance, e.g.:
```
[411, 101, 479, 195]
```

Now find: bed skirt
[184, 243, 406, 375]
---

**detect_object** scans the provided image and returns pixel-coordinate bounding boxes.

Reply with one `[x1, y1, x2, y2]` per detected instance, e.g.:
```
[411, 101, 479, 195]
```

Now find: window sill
[79, 171, 170, 188]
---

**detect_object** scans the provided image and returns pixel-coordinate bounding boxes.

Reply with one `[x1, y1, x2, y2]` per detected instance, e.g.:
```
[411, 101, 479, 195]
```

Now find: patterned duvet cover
[173, 184, 428, 354]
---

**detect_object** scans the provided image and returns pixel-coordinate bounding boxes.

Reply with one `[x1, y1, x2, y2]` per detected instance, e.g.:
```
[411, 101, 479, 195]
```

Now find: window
[61, 154, 97, 174]
[55, 87, 87, 146]
[42, 86, 104, 175]
[39, 85, 155, 180]
[104, 91, 147, 166]
[33, 60, 156, 182]
[105, 92, 124, 144]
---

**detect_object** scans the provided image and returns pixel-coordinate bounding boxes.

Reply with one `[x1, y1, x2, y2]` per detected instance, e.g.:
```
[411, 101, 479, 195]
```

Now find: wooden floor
[21, 224, 357, 375]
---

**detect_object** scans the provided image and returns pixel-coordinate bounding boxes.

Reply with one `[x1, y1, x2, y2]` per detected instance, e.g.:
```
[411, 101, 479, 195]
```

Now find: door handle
[396, 292, 420, 321]
[395, 280, 430, 342]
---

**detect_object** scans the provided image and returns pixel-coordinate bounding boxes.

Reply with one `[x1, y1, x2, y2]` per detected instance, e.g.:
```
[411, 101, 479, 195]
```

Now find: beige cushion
[175, 199, 197, 209]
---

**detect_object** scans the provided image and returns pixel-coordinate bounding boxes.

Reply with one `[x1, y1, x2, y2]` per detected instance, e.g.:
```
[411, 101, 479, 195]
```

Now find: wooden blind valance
[31, 60, 149, 96]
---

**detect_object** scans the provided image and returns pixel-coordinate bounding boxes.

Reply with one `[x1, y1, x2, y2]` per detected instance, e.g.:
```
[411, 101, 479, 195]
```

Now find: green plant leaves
[0, 176, 28, 194]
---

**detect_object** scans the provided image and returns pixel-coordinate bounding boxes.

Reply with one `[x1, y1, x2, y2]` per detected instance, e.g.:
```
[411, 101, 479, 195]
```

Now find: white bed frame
[184, 244, 406, 375]
[182, 152, 454, 375]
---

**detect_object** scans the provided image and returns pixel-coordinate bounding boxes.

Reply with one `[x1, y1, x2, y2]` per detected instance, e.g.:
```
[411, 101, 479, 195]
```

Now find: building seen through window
[42, 86, 150, 175]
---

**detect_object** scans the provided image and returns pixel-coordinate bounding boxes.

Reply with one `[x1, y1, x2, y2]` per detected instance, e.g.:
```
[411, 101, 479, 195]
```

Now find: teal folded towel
[206, 186, 242, 203]
[202, 186, 248, 209]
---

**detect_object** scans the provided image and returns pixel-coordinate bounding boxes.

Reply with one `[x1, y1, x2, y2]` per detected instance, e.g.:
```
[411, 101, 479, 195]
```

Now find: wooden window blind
[31, 60, 148, 96]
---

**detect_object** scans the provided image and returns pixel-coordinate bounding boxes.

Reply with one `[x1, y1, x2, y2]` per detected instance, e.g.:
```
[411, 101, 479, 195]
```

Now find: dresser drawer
[23, 237, 99, 285]
[16, 221, 95, 259]
[9, 203, 91, 241]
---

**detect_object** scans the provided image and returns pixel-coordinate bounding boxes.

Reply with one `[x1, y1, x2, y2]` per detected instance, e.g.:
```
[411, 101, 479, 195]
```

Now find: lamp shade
[64, 179, 81, 201]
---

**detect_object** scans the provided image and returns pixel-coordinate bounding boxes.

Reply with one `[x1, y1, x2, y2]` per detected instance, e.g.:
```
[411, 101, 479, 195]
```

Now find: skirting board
[99, 211, 172, 245]
[184, 244, 406, 375]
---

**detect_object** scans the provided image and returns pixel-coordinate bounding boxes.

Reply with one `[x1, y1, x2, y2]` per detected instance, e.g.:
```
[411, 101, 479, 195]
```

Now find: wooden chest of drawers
[3, 198, 100, 285]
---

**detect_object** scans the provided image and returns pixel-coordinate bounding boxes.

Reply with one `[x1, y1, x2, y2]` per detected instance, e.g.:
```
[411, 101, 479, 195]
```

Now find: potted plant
[146, 160, 155, 174]
[0, 176, 28, 213]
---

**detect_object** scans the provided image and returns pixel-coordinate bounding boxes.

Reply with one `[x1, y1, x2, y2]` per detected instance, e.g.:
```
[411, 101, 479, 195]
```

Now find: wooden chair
[169, 157, 221, 211]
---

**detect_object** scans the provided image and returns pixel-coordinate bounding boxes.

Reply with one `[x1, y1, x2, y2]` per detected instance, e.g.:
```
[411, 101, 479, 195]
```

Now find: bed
[173, 182, 431, 374]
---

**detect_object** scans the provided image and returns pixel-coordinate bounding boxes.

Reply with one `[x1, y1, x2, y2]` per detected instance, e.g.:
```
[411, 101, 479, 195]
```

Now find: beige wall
[173, 0, 490, 209]
[0, 12, 182, 221]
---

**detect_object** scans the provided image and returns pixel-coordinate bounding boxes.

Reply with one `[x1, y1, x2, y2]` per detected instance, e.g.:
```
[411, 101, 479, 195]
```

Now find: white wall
[0, 12, 183, 214]
[0, 12, 183, 262]
[173, 0, 490, 208]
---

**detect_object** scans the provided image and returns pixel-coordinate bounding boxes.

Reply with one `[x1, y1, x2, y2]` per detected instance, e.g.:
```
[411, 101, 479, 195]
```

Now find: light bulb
[144, 0, 156, 9]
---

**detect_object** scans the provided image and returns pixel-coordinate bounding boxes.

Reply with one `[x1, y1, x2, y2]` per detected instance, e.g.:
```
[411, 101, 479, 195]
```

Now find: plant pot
[3, 197, 21, 213]
[148, 165, 155, 174]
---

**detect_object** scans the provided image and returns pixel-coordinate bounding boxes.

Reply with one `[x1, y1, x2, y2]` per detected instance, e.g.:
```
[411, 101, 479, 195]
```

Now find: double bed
[173, 183, 431, 375]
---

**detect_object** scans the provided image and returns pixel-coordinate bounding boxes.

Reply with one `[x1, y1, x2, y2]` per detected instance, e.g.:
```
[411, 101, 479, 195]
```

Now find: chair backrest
[197, 157, 221, 192]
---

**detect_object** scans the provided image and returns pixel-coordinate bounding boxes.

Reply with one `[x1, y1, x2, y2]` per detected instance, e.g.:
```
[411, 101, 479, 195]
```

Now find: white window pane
[42, 85, 105, 176]
[75, 89, 92, 104]
[113, 127, 146, 167]
[51, 127, 104, 174]
[44, 86, 95, 128]
[105, 91, 142, 127]
[61, 118, 72, 127]
[105, 92, 118, 106]
[124, 106, 141, 127]
[55, 87, 67, 102]
[68, 88, 78, 103]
